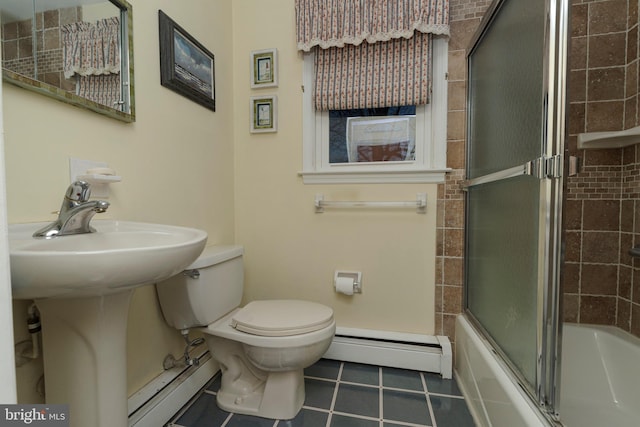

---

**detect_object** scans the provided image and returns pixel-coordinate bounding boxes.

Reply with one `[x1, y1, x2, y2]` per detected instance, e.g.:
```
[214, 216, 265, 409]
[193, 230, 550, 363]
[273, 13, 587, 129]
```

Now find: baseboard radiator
[128, 348, 217, 427]
[324, 327, 452, 379]
[128, 328, 452, 426]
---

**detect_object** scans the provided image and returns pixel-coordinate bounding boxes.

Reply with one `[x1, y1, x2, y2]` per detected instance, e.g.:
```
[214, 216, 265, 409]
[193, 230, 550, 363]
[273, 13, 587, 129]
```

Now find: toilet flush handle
[183, 269, 200, 279]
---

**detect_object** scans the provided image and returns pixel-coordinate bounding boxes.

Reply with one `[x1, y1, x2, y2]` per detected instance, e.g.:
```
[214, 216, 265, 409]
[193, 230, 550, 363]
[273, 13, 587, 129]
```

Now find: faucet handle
[65, 181, 91, 203]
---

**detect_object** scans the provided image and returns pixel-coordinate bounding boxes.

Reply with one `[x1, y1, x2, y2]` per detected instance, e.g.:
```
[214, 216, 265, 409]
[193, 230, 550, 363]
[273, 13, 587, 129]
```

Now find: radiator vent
[324, 327, 452, 378]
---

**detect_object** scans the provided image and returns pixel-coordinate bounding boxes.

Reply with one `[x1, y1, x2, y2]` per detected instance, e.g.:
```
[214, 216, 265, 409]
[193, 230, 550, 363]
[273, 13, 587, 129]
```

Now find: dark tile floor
[167, 359, 476, 427]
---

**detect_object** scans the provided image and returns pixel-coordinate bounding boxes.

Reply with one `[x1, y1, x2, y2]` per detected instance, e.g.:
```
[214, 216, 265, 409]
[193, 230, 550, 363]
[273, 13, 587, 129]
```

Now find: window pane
[329, 106, 416, 163]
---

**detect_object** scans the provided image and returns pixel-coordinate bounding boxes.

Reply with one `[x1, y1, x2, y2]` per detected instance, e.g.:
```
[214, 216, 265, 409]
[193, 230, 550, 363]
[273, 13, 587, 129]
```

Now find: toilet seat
[204, 306, 336, 349]
[231, 299, 334, 337]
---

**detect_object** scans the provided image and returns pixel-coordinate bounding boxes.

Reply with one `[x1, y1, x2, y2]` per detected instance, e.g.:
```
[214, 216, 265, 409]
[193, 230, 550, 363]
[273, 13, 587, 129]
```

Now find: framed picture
[250, 49, 278, 88]
[159, 10, 215, 111]
[250, 95, 277, 133]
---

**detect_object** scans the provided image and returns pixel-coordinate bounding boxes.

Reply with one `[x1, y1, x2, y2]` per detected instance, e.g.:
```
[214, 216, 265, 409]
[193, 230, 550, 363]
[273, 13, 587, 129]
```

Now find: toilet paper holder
[334, 271, 362, 294]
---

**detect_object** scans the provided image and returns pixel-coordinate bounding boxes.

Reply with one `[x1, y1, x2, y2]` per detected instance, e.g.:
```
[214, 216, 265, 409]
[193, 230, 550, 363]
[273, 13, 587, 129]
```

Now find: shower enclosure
[461, 0, 569, 423]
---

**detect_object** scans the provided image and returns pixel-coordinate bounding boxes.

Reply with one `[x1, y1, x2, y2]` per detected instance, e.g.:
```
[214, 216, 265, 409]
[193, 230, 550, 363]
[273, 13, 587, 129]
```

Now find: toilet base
[205, 334, 306, 420]
[216, 369, 305, 420]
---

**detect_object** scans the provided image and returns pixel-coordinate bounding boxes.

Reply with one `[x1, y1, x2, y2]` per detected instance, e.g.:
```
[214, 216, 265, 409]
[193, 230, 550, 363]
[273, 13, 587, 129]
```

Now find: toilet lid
[231, 300, 334, 337]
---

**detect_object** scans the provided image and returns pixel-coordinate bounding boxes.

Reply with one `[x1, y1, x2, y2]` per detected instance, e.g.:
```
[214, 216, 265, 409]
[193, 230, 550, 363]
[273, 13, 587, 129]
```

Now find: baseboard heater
[128, 327, 452, 426]
[323, 327, 452, 379]
[128, 348, 217, 427]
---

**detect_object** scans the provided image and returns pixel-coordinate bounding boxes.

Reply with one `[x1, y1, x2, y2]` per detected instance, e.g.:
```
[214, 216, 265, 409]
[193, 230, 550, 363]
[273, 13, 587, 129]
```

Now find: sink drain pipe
[15, 304, 41, 367]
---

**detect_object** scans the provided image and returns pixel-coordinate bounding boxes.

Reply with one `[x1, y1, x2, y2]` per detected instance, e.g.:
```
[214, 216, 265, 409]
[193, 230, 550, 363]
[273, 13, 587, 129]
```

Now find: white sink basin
[9, 219, 207, 299]
[8, 219, 208, 427]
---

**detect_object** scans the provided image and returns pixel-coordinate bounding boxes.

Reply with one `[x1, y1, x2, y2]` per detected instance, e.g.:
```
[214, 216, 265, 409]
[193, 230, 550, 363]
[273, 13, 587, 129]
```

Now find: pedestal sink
[9, 220, 207, 427]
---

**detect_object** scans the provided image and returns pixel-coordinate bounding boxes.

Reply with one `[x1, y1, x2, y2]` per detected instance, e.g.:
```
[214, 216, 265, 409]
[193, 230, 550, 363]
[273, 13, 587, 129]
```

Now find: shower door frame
[463, 0, 569, 420]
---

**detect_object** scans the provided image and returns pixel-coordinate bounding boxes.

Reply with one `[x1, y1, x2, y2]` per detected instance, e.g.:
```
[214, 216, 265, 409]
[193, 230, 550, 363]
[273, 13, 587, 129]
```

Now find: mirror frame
[2, 0, 135, 123]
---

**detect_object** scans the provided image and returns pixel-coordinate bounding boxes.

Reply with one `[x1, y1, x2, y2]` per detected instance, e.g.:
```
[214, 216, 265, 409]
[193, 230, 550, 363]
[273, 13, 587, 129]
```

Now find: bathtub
[455, 315, 640, 427]
[559, 323, 640, 426]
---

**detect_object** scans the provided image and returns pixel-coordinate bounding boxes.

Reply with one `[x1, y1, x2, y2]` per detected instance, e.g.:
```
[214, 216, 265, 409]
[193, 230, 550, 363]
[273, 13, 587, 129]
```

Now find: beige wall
[5, 0, 235, 400]
[232, 2, 438, 334]
[6, 0, 440, 405]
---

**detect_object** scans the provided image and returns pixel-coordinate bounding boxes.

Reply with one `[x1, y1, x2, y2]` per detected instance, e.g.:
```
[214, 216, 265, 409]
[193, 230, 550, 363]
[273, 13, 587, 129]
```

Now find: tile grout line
[219, 412, 233, 427]
[305, 375, 340, 383]
[429, 391, 465, 399]
[331, 410, 383, 423]
[324, 362, 343, 427]
[422, 372, 438, 427]
[379, 366, 384, 427]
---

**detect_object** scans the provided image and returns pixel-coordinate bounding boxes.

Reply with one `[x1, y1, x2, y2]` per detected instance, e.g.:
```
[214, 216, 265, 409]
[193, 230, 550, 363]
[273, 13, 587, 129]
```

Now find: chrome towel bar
[314, 193, 427, 214]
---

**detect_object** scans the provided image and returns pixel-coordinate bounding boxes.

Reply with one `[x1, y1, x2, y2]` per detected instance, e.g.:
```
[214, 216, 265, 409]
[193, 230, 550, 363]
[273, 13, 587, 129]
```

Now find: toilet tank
[156, 245, 244, 330]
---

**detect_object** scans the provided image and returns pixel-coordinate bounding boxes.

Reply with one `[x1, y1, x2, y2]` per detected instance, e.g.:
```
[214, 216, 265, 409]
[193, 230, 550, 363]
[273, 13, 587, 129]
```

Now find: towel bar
[314, 193, 426, 214]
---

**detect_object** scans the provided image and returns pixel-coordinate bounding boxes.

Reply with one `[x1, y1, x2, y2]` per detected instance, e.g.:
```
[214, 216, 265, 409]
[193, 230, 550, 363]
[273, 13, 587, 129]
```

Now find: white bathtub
[559, 323, 640, 426]
[455, 315, 640, 427]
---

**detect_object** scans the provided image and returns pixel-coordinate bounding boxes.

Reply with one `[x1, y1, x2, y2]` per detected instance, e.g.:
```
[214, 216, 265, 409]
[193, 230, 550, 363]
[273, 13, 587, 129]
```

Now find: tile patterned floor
[167, 359, 475, 427]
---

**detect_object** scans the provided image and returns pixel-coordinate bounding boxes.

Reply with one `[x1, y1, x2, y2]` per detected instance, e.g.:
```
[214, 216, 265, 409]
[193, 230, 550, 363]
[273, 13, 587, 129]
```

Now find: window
[300, 37, 449, 184]
[331, 107, 416, 163]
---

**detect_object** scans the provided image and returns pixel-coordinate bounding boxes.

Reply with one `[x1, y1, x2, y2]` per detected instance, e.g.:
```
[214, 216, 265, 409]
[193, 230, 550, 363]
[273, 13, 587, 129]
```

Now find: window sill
[298, 169, 450, 184]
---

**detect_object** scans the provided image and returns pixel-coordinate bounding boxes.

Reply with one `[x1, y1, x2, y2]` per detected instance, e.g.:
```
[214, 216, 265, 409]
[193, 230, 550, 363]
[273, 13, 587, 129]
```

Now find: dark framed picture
[250, 95, 277, 133]
[159, 10, 215, 111]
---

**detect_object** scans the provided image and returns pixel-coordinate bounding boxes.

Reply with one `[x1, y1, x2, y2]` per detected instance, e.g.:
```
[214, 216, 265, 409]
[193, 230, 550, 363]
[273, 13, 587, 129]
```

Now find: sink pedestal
[36, 290, 134, 427]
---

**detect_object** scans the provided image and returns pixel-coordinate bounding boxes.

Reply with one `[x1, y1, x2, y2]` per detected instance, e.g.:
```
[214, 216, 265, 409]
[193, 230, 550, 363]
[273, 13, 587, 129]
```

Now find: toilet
[155, 245, 336, 420]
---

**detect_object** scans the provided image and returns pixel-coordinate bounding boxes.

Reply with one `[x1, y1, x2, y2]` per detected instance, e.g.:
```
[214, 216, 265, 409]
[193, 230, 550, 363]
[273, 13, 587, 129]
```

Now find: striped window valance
[314, 31, 431, 110]
[296, 0, 449, 51]
[76, 74, 121, 108]
[62, 17, 120, 79]
[295, 0, 449, 110]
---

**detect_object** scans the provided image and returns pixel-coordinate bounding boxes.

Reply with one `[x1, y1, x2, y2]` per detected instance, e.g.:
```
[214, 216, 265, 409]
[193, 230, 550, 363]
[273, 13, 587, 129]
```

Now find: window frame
[300, 37, 450, 184]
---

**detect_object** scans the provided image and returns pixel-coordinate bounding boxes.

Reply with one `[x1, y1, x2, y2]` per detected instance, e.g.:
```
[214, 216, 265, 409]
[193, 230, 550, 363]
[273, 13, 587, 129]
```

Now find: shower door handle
[462, 154, 570, 191]
[524, 155, 563, 179]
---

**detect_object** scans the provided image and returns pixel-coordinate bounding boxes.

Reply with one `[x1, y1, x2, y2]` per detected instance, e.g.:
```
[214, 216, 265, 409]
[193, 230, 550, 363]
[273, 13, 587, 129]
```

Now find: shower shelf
[630, 246, 640, 258]
[577, 125, 640, 150]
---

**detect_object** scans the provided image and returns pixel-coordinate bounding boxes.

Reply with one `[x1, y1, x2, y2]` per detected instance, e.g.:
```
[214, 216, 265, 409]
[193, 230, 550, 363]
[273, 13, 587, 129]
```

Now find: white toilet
[156, 245, 336, 420]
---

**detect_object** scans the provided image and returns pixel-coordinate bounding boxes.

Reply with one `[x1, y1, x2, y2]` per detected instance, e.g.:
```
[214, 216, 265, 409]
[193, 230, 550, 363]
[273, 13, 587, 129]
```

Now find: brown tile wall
[570, 0, 639, 132]
[450, 0, 493, 21]
[565, 0, 640, 337]
[1, 17, 36, 78]
[435, 2, 490, 347]
[441, 0, 640, 343]
[1, 7, 81, 92]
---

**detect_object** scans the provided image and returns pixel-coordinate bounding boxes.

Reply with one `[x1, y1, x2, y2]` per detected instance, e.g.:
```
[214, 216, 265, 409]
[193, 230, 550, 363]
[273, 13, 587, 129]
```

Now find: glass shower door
[464, 0, 569, 417]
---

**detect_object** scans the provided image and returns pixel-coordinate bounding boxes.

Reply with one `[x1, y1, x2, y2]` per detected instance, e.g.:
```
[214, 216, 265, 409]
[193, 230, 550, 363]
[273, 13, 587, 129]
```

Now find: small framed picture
[250, 49, 278, 88]
[250, 95, 277, 133]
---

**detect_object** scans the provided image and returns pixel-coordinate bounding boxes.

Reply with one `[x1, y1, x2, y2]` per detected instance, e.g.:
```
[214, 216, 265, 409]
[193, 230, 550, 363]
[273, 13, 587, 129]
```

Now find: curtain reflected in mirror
[0, 0, 134, 122]
[62, 15, 121, 108]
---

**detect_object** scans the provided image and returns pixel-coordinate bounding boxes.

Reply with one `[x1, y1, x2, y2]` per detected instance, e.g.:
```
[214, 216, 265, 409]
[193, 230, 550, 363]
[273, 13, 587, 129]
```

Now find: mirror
[0, 0, 134, 122]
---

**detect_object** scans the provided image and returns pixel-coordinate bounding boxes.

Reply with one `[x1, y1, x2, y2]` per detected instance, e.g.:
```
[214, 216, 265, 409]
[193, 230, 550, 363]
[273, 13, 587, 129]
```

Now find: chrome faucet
[33, 181, 110, 238]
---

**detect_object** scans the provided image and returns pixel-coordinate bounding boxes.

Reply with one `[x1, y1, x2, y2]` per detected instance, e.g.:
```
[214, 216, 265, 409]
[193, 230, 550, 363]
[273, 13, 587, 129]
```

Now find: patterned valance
[76, 74, 122, 108]
[295, 0, 449, 52]
[296, 0, 449, 110]
[62, 17, 120, 79]
[315, 31, 431, 110]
